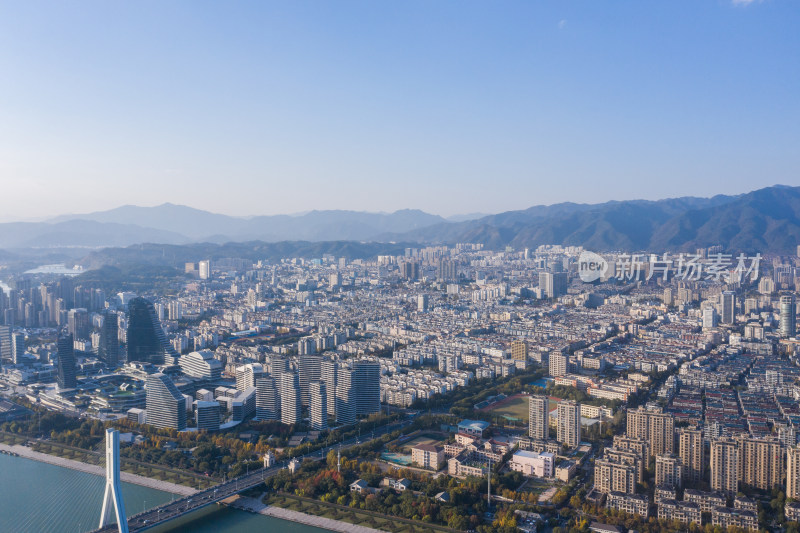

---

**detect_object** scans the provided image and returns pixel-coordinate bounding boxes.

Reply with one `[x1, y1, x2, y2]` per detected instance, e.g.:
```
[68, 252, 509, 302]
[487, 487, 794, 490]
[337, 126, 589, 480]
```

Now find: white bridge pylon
[99, 428, 128, 533]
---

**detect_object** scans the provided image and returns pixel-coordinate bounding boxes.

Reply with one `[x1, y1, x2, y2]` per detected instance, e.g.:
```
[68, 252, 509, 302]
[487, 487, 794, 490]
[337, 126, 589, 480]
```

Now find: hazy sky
[0, 1, 798, 219]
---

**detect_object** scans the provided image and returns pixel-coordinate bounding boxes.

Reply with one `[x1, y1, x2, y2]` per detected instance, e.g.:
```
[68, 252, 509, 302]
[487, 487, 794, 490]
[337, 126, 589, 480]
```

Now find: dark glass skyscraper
[353, 360, 380, 416]
[126, 297, 175, 364]
[98, 310, 119, 367]
[57, 333, 77, 389]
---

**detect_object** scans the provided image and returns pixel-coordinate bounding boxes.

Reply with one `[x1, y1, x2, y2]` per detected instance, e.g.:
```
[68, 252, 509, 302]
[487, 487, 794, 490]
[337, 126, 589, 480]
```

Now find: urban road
[92, 419, 411, 533]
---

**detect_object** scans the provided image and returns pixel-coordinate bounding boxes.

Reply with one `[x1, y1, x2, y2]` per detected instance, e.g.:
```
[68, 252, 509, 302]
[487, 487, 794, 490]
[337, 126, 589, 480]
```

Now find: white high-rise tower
[99, 428, 128, 532]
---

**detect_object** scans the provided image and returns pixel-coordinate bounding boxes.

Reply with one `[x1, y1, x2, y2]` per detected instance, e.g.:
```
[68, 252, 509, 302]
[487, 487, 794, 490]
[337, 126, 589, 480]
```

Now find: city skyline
[1, 2, 800, 532]
[1, 231, 800, 532]
[1, 1, 798, 219]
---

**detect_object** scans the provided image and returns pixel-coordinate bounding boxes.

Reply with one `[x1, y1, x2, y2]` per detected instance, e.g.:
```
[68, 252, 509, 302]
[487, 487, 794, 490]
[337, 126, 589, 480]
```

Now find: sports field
[400, 433, 443, 452]
[485, 395, 529, 421]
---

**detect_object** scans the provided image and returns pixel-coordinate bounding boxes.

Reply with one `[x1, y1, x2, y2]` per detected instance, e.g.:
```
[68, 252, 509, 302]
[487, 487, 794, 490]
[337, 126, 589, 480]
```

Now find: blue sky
[0, 0, 797, 219]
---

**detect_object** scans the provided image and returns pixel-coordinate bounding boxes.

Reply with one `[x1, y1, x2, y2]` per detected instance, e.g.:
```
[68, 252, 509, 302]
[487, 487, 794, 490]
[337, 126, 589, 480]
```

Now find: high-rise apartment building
[758, 276, 776, 296]
[0, 325, 11, 365]
[655, 454, 683, 488]
[255, 377, 279, 420]
[167, 301, 183, 320]
[145, 373, 186, 430]
[67, 308, 90, 340]
[57, 333, 77, 389]
[298, 355, 322, 407]
[594, 456, 637, 494]
[603, 447, 645, 483]
[11, 332, 24, 364]
[528, 395, 549, 440]
[626, 407, 674, 458]
[780, 294, 796, 338]
[198, 260, 211, 280]
[549, 352, 568, 377]
[778, 425, 797, 448]
[511, 340, 528, 362]
[309, 380, 328, 430]
[321, 358, 338, 418]
[539, 271, 567, 299]
[401, 261, 420, 281]
[787, 446, 800, 500]
[417, 294, 429, 313]
[437, 259, 458, 281]
[269, 355, 290, 376]
[702, 307, 718, 329]
[279, 372, 301, 425]
[662, 288, 674, 306]
[335, 367, 356, 425]
[441, 259, 458, 281]
[710, 439, 739, 496]
[678, 427, 704, 485]
[613, 435, 650, 463]
[737, 436, 785, 491]
[557, 400, 580, 448]
[236, 363, 265, 392]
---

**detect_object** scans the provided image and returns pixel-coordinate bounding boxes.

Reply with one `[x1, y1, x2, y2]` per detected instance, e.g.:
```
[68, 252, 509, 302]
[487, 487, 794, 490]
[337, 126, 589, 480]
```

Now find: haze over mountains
[49, 205, 447, 243]
[1, 185, 798, 254]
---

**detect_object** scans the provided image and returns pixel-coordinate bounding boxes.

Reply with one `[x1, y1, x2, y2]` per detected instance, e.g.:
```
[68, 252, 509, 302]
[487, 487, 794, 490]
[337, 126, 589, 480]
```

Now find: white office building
[255, 376, 279, 420]
[309, 380, 328, 430]
[279, 372, 301, 425]
[145, 373, 186, 430]
[179, 350, 223, 380]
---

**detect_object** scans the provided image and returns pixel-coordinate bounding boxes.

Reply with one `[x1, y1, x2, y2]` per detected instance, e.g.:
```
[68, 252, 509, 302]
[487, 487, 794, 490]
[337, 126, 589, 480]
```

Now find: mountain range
[384, 186, 800, 253]
[0, 185, 798, 254]
[0, 207, 446, 249]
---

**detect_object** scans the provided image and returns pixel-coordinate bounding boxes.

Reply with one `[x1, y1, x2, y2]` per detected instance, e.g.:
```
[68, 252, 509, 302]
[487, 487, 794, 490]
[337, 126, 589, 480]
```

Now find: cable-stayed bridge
[91, 420, 409, 533]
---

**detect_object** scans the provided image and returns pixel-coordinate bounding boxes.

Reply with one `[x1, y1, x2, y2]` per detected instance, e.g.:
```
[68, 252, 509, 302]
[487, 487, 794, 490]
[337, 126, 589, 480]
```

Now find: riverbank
[0, 442, 198, 496]
[226, 495, 384, 533]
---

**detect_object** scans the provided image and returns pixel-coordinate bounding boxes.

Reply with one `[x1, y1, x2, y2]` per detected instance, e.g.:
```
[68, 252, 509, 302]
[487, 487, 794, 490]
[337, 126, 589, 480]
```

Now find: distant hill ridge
[47, 205, 446, 243]
[384, 185, 800, 253]
[0, 185, 797, 253]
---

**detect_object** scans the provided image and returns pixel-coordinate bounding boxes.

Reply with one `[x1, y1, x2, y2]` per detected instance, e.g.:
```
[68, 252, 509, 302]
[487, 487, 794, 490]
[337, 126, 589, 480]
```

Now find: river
[0, 453, 331, 533]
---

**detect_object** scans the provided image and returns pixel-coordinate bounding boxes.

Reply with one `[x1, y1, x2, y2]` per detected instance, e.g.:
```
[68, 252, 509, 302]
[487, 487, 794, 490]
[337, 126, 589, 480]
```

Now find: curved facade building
[126, 297, 177, 364]
[179, 350, 222, 380]
[145, 373, 186, 430]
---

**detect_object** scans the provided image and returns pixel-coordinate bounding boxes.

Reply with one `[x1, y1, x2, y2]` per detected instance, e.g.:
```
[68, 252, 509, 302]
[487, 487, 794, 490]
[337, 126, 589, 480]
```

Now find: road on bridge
[93, 419, 412, 533]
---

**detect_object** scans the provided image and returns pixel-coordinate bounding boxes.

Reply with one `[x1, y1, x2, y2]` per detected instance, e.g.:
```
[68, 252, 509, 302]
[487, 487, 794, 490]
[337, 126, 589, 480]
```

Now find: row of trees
[263, 453, 490, 530]
[259, 418, 551, 532]
[5, 392, 408, 481]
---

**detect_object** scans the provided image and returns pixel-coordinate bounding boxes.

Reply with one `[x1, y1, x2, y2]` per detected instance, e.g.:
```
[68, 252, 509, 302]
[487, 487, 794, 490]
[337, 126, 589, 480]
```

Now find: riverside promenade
[0, 442, 198, 496]
[227, 495, 384, 533]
